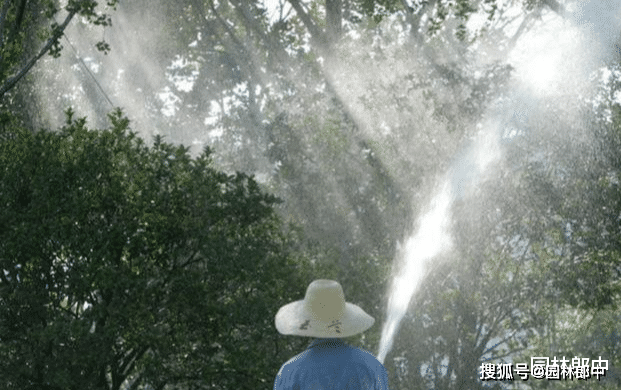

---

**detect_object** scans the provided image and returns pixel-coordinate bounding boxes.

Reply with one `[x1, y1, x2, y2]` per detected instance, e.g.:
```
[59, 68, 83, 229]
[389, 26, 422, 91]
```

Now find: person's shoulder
[348, 344, 385, 366]
[348, 345, 391, 388]
[275, 349, 311, 389]
[278, 348, 312, 372]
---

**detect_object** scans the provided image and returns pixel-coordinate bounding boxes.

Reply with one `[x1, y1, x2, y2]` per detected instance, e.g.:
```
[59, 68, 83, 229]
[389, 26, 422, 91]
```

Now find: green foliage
[0, 109, 309, 389]
[355, 0, 401, 23]
[391, 249, 551, 390]
[7, 1, 620, 389]
[513, 305, 621, 389]
[0, 0, 118, 99]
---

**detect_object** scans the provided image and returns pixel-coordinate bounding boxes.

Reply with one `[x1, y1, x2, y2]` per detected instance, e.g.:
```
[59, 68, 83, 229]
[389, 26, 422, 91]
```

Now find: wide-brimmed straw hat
[275, 279, 375, 338]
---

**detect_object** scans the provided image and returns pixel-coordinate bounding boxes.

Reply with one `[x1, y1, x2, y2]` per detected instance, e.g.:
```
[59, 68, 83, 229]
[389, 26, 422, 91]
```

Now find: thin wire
[62, 32, 115, 109]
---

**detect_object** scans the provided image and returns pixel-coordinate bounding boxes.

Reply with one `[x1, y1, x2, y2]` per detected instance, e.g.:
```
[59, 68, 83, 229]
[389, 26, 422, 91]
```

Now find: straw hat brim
[275, 299, 375, 338]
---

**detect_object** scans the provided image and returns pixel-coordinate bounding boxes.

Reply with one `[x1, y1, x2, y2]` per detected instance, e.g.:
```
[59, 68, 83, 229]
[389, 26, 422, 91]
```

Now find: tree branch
[177, 250, 202, 270]
[504, 12, 536, 56]
[481, 329, 519, 356]
[0, 0, 11, 48]
[542, 0, 566, 16]
[286, 0, 327, 51]
[209, 1, 250, 70]
[409, 0, 439, 41]
[119, 345, 149, 378]
[230, 0, 269, 43]
[230, 0, 288, 65]
[7, 0, 28, 47]
[325, 0, 342, 42]
[0, 7, 78, 97]
[488, 346, 529, 362]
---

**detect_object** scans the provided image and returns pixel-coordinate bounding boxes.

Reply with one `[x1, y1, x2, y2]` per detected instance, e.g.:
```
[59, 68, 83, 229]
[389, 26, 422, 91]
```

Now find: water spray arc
[376, 121, 501, 364]
[377, 178, 453, 364]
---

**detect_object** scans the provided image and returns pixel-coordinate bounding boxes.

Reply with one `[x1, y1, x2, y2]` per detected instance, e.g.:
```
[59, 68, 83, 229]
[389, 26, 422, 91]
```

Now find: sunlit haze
[22, 0, 621, 373]
[374, 0, 621, 364]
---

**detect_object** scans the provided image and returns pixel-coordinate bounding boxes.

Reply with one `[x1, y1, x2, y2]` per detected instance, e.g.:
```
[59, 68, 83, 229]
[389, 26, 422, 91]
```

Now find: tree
[383, 207, 558, 389]
[23, 0, 557, 270]
[510, 305, 621, 389]
[128, 0, 553, 267]
[0, 109, 310, 389]
[15, 1, 621, 388]
[0, 0, 117, 98]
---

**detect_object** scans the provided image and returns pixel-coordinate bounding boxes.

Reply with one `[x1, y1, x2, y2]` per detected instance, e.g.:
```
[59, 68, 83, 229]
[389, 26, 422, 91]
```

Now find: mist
[23, 0, 621, 387]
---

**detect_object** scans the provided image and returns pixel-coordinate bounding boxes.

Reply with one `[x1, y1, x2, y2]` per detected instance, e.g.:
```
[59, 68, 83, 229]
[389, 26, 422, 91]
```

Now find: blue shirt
[274, 338, 391, 390]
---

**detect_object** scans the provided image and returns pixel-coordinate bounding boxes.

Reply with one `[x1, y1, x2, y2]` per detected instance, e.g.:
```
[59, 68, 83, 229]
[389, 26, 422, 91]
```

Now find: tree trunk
[326, 0, 342, 43]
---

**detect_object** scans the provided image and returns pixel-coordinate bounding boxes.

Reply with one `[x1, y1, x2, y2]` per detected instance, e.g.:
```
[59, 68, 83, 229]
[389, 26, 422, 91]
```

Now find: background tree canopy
[1, 0, 621, 389]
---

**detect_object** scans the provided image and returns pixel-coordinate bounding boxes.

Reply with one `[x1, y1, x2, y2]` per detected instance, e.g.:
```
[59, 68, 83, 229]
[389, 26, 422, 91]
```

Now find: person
[274, 279, 391, 390]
